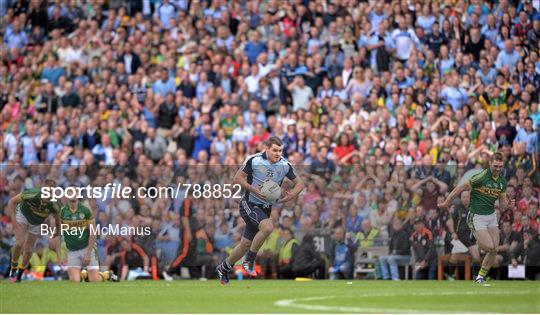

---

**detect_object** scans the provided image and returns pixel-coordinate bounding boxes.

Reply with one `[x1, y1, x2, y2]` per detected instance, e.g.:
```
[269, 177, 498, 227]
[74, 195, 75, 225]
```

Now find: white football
[260, 180, 282, 203]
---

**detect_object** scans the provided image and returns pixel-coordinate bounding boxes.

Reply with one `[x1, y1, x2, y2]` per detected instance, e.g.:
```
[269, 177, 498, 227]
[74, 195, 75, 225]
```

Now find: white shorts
[15, 207, 41, 235]
[67, 247, 100, 270]
[467, 212, 498, 231]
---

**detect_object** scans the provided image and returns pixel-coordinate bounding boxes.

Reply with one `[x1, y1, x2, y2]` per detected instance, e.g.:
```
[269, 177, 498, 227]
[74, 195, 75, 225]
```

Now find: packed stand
[0, 0, 539, 280]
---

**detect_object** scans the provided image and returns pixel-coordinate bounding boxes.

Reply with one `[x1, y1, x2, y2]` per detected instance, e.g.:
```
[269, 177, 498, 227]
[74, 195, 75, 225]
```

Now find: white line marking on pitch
[274, 291, 536, 313]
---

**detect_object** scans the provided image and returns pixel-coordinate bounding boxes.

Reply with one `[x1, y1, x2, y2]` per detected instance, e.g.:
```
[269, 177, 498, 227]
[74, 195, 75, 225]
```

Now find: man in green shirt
[61, 197, 117, 282]
[439, 152, 508, 285]
[6, 180, 62, 282]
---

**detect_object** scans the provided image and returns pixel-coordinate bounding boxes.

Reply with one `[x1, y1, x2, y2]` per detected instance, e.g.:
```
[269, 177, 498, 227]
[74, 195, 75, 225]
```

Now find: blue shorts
[239, 199, 272, 241]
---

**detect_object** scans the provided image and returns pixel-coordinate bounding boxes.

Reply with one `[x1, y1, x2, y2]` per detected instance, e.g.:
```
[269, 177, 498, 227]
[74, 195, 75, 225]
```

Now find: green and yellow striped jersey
[468, 168, 507, 215]
[60, 202, 94, 251]
[19, 188, 61, 225]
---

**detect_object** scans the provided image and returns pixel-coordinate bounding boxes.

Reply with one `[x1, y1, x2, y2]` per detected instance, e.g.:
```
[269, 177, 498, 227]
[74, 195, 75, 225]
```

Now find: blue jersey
[332, 242, 352, 269]
[241, 151, 297, 205]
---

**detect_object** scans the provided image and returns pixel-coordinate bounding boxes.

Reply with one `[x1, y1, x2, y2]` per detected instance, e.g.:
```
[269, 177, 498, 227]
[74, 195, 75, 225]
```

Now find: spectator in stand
[257, 215, 280, 279]
[153, 68, 177, 97]
[277, 228, 299, 279]
[354, 219, 380, 250]
[425, 206, 450, 253]
[309, 145, 336, 183]
[512, 228, 540, 280]
[332, 133, 356, 163]
[411, 218, 437, 280]
[410, 176, 448, 214]
[391, 16, 420, 64]
[119, 238, 150, 281]
[4, 19, 27, 49]
[447, 190, 481, 264]
[157, 0, 177, 30]
[291, 234, 325, 279]
[495, 40, 521, 73]
[144, 128, 167, 163]
[515, 118, 538, 155]
[345, 204, 363, 235]
[379, 219, 412, 281]
[496, 220, 521, 269]
[244, 31, 266, 65]
[288, 75, 313, 112]
[156, 212, 181, 266]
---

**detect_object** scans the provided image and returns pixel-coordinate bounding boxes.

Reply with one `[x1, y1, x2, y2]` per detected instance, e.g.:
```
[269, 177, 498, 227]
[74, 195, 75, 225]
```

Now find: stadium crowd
[0, 0, 539, 281]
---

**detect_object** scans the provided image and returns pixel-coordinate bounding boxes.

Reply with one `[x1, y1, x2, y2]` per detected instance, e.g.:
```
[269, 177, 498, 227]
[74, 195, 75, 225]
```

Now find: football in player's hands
[260, 180, 281, 203]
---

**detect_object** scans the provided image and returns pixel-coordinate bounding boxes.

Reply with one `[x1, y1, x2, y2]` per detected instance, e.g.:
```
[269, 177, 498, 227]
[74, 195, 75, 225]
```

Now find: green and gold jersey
[60, 202, 94, 251]
[468, 168, 507, 215]
[19, 188, 61, 225]
[219, 117, 237, 139]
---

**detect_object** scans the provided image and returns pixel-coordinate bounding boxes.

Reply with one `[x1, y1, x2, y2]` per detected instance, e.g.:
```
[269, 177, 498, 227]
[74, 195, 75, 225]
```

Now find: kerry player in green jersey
[61, 197, 116, 282]
[6, 180, 62, 282]
[439, 152, 509, 285]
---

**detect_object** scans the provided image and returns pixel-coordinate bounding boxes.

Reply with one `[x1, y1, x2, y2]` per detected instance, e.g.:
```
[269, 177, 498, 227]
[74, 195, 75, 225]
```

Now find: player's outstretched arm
[438, 183, 470, 209]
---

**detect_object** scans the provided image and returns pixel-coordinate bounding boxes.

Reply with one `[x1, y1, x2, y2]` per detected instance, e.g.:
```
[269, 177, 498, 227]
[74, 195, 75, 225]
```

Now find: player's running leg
[15, 232, 39, 282]
[475, 212, 500, 284]
[216, 237, 251, 285]
[242, 218, 274, 276]
[469, 244, 481, 261]
[216, 201, 268, 284]
[473, 229, 496, 284]
[483, 226, 500, 277]
[9, 223, 26, 281]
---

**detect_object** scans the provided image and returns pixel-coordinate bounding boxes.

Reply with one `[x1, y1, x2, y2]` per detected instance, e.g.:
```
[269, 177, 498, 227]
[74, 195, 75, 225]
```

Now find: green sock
[479, 267, 489, 278]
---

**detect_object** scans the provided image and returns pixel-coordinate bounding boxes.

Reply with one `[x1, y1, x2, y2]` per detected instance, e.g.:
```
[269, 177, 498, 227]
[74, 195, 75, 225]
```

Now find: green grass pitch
[1, 280, 539, 313]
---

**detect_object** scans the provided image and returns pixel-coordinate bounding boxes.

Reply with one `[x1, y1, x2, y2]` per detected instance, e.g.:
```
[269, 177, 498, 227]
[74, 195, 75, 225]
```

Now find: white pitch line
[274, 291, 537, 314]
[275, 296, 430, 313]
